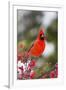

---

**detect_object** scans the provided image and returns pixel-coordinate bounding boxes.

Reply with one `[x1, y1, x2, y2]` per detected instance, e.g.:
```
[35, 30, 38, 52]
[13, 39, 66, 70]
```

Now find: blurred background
[17, 9, 58, 79]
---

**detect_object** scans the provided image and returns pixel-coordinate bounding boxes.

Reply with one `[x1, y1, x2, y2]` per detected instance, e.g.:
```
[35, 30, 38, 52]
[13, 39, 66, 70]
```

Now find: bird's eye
[40, 34, 44, 40]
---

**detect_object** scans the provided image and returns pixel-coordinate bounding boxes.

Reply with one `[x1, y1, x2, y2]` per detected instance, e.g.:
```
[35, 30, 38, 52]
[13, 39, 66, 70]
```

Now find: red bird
[28, 27, 46, 57]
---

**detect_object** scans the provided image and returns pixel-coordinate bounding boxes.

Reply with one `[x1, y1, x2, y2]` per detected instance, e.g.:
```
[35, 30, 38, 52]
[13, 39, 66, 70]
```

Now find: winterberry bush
[17, 43, 58, 79]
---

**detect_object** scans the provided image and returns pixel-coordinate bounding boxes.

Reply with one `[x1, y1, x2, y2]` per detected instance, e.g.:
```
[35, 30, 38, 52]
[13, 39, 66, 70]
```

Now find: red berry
[55, 69, 58, 77]
[50, 71, 55, 78]
[28, 60, 36, 68]
[30, 71, 35, 79]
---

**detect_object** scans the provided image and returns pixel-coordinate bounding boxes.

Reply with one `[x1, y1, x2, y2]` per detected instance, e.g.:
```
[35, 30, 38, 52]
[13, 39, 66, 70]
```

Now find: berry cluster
[49, 64, 58, 78]
[41, 63, 58, 79]
[17, 60, 36, 79]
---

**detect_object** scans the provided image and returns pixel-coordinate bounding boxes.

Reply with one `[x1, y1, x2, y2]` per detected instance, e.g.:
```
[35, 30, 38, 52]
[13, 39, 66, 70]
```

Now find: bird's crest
[37, 27, 45, 39]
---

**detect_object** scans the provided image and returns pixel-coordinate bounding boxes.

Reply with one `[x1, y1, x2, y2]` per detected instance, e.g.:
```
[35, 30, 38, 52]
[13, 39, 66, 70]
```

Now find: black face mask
[40, 34, 44, 40]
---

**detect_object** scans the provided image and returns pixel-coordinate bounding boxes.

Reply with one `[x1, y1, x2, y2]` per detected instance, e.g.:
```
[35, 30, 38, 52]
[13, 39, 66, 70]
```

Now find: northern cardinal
[28, 27, 46, 57]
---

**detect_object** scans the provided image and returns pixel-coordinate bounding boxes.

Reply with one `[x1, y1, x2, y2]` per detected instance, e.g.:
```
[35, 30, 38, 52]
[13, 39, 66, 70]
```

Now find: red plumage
[28, 27, 46, 57]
